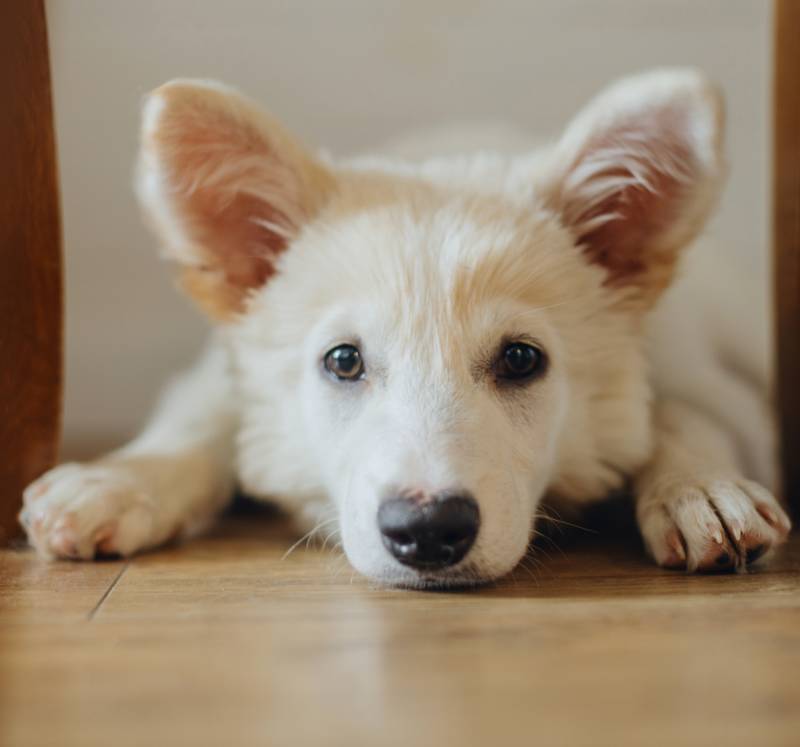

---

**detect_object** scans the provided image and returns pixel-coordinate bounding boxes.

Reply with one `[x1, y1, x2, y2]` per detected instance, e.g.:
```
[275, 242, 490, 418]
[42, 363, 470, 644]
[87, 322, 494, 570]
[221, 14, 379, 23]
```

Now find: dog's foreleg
[20, 340, 237, 559]
[634, 399, 791, 572]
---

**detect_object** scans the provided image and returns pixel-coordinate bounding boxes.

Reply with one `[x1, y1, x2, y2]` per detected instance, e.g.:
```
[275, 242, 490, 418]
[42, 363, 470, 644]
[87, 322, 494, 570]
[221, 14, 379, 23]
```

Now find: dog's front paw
[637, 475, 791, 572]
[20, 462, 157, 560]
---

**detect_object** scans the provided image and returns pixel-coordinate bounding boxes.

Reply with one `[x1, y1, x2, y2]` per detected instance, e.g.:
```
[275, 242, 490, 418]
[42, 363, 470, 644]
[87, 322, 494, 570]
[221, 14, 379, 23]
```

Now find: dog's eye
[324, 344, 364, 381]
[497, 342, 546, 381]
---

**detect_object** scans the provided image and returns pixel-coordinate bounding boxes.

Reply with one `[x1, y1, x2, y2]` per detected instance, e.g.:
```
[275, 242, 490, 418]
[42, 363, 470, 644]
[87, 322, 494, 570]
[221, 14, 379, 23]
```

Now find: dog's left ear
[136, 80, 335, 320]
[539, 69, 725, 309]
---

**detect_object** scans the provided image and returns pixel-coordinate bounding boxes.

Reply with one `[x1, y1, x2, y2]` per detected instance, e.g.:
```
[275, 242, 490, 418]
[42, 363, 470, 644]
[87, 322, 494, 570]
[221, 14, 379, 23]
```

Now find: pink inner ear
[577, 145, 689, 286]
[563, 113, 696, 289]
[154, 99, 302, 306]
[185, 188, 287, 292]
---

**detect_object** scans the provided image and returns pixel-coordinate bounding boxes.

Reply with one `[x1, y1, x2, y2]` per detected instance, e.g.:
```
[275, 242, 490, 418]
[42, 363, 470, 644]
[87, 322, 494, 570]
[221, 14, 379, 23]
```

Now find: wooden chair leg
[0, 1, 63, 542]
[774, 0, 800, 518]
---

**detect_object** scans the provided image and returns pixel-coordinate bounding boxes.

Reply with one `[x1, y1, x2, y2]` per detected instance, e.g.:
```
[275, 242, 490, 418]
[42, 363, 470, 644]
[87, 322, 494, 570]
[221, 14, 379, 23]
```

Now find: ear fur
[136, 79, 334, 319]
[540, 69, 725, 308]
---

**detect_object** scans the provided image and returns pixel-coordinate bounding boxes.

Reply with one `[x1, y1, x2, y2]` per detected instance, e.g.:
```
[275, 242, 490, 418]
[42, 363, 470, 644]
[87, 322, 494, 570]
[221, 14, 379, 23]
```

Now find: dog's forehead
[248, 192, 599, 350]
[306, 197, 573, 303]
[308, 208, 493, 332]
[333, 200, 517, 264]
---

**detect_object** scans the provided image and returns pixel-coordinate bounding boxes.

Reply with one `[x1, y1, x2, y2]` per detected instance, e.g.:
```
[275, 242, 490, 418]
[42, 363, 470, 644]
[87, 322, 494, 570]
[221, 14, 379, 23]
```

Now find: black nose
[377, 493, 480, 570]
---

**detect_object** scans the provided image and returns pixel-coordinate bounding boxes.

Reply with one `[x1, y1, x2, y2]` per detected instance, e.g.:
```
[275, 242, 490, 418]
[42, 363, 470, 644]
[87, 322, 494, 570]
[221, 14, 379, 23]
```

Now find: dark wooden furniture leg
[0, 1, 63, 542]
[774, 1, 800, 517]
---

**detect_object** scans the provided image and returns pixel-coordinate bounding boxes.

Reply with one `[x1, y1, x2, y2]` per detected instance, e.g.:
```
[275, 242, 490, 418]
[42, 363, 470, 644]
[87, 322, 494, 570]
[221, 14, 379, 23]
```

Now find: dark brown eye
[497, 342, 546, 381]
[324, 344, 364, 381]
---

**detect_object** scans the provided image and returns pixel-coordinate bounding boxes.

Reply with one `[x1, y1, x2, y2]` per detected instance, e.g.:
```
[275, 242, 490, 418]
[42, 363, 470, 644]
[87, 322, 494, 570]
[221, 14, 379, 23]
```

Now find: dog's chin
[341, 527, 528, 590]
[365, 562, 509, 591]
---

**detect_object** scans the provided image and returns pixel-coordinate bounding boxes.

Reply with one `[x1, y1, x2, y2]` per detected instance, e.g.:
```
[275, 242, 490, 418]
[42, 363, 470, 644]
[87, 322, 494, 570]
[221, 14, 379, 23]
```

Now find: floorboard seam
[87, 563, 129, 621]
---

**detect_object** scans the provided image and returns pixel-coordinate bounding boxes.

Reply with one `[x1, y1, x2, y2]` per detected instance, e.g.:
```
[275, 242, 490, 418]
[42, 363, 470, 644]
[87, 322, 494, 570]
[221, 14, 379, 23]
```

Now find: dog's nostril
[377, 492, 480, 570]
[383, 530, 414, 545]
[392, 540, 418, 560]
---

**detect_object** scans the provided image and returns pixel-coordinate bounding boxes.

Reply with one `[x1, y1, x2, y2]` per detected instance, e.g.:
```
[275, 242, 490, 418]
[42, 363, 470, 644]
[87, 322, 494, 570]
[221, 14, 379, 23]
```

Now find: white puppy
[21, 70, 791, 587]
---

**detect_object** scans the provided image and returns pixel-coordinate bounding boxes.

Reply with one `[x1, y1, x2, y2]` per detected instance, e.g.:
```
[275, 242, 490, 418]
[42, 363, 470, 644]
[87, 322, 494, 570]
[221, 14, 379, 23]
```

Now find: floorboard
[2, 509, 798, 747]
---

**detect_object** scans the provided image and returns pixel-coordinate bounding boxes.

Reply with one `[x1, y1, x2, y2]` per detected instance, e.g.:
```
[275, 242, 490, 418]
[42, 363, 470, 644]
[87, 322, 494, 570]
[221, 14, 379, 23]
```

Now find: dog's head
[137, 70, 724, 587]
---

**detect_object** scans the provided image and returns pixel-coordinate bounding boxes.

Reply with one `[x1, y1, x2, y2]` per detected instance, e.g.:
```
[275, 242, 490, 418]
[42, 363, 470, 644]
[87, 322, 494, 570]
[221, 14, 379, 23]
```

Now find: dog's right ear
[136, 80, 335, 320]
[537, 69, 725, 310]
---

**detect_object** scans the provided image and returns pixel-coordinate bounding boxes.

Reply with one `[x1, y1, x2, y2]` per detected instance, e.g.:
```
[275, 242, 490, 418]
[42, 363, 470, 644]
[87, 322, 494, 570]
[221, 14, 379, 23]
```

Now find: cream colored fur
[21, 70, 790, 586]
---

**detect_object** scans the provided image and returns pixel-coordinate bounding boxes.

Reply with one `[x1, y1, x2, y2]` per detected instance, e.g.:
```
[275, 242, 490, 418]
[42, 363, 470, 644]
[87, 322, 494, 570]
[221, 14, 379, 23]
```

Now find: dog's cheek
[300, 384, 367, 492]
[337, 511, 391, 580]
[472, 460, 549, 578]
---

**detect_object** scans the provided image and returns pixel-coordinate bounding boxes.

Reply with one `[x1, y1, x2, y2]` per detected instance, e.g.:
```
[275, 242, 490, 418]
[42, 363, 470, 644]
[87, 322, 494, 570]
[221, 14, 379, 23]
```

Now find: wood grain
[0, 1, 63, 542]
[774, 0, 800, 515]
[1, 513, 799, 747]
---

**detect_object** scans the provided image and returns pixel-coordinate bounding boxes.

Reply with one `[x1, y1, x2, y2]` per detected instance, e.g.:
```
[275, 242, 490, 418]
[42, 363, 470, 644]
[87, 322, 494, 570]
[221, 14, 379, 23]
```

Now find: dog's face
[137, 70, 724, 586]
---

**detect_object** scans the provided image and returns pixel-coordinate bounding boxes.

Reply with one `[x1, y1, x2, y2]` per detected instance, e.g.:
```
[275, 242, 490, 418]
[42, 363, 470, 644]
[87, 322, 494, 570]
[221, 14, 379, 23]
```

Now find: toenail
[757, 505, 780, 527]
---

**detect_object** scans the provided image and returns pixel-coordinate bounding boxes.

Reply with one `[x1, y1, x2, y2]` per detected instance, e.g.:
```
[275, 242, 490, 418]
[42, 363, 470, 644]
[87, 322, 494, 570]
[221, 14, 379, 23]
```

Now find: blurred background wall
[47, 0, 771, 455]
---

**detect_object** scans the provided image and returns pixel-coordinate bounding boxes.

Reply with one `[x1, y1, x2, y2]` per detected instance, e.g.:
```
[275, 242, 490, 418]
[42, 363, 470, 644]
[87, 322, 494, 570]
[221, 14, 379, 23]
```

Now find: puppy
[21, 69, 791, 587]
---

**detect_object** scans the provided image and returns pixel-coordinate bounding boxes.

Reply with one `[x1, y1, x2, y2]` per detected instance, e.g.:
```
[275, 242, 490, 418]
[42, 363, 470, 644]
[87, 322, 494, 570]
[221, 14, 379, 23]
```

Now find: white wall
[47, 0, 771, 452]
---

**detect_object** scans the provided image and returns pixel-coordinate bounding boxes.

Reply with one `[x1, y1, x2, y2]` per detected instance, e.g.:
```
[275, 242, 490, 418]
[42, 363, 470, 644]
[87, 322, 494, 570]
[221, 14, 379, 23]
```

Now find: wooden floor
[1, 505, 799, 747]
